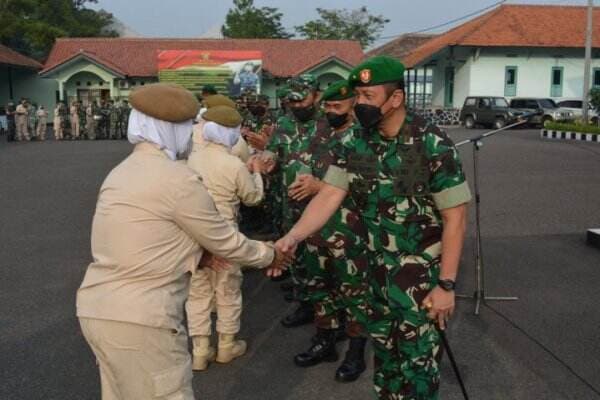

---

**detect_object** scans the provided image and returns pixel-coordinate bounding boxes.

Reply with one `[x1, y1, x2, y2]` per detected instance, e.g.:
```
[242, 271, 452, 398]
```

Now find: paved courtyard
[0, 127, 599, 399]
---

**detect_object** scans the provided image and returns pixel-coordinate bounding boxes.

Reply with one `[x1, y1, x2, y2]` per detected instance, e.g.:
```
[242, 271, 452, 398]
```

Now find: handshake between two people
[199, 234, 301, 278]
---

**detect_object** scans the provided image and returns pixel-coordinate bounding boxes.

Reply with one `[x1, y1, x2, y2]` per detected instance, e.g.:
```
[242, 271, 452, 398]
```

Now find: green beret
[202, 84, 217, 95]
[203, 105, 242, 127]
[204, 94, 236, 109]
[129, 83, 200, 122]
[348, 56, 406, 88]
[321, 80, 355, 102]
[287, 74, 319, 101]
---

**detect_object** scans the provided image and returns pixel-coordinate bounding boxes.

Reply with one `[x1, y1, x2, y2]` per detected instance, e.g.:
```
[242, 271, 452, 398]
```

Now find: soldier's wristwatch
[438, 279, 456, 292]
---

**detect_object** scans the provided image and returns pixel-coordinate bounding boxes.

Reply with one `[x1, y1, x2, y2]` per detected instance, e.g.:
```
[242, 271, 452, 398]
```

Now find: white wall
[467, 47, 600, 105]
[427, 47, 600, 109]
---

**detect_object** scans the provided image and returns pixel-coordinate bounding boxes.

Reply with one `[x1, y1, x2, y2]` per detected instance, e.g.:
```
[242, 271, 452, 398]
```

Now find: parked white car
[556, 99, 599, 124]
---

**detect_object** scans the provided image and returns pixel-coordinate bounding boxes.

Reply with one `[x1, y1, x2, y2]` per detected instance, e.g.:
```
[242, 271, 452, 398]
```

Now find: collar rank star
[359, 69, 371, 84]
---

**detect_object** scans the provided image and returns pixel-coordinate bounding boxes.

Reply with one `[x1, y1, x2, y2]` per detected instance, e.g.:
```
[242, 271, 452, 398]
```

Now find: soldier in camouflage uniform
[119, 100, 131, 139]
[288, 80, 370, 382]
[277, 56, 472, 399]
[264, 74, 324, 327]
[275, 86, 291, 120]
[240, 93, 278, 236]
[107, 100, 118, 139]
[77, 101, 86, 139]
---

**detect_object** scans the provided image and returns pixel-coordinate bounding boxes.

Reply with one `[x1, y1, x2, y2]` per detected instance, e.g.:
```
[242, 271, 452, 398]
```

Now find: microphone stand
[455, 117, 531, 315]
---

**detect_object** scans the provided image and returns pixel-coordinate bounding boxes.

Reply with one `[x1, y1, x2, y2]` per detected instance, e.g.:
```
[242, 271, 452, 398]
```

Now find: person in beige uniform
[76, 84, 287, 400]
[70, 101, 80, 139]
[53, 103, 65, 140]
[35, 105, 48, 140]
[15, 99, 29, 141]
[186, 106, 270, 371]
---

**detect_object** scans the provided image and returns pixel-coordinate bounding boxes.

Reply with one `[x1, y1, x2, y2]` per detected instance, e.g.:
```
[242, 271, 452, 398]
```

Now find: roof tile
[42, 38, 364, 77]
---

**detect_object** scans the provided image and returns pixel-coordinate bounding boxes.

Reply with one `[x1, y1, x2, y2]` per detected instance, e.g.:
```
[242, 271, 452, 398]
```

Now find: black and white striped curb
[587, 229, 600, 249]
[541, 129, 600, 142]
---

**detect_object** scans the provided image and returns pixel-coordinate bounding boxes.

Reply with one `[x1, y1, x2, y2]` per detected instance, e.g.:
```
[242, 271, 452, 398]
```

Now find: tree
[0, 0, 117, 60]
[222, 0, 291, 39]
[295, 7, 389, 49]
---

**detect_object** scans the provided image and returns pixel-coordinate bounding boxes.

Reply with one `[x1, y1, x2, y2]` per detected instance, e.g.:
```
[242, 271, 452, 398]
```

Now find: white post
[582, 0, 593, 122]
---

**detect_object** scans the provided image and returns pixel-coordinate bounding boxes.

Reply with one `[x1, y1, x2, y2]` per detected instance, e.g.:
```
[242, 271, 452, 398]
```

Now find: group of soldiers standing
[2, 99, 49, 142]
[217, 55, 471, 400]
[2, 98, 131, 142]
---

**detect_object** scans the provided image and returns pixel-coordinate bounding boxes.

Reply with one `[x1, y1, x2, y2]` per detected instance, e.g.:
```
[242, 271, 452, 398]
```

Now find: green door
[550, 67, 563, 97]
[504, 66, 518, 97]
[444, 67, 455, 108]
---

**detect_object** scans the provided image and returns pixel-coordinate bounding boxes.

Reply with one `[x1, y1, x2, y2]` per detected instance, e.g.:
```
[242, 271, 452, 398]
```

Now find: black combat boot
[294, 328, 339, 367]
[335, 337, 367, 382]
[311, 324, 348, 344]
[281, 302, 314, 328]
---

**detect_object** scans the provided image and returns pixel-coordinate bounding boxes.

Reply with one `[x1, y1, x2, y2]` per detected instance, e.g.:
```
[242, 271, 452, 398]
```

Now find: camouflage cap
[348, 55, 405, 88]
[287, 74, 319, 101]
[321, 80, 355, 102]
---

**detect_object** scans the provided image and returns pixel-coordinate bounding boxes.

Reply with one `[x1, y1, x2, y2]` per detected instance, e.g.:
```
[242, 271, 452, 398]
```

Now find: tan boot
[191, 335, 216, 371]
[216, 333, 247, 364]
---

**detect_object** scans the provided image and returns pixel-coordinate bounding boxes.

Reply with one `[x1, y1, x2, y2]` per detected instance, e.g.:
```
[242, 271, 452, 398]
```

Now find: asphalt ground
[0, 127, 599, 400]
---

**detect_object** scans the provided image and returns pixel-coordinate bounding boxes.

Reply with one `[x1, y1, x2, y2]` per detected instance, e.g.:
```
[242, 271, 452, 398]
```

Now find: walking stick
[439, 329, 470, 400]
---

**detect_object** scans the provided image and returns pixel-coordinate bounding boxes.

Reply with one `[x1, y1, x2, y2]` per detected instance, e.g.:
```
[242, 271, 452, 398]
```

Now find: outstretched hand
[264, 247, 293, 277]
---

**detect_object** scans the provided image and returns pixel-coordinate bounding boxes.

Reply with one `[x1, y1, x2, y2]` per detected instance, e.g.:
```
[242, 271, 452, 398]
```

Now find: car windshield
[539, 99, 557, 108]
[493, 98, 509, 107]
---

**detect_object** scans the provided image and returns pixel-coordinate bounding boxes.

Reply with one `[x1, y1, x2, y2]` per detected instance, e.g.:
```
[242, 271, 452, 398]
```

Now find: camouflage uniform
[325, 113, 471, 399]
[267, 112, 324, 301]
[303, 123, 370, 335]
[77, 104, 86, 139]
[109, 102, 119, 139]
[119, 102, 131, 139]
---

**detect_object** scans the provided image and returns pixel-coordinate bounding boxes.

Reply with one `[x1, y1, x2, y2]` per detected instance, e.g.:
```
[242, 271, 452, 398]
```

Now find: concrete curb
[541, 129, 600, 142]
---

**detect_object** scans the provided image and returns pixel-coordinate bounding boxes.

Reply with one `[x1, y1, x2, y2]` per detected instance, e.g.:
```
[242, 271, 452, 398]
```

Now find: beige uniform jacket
[187, 141, 263, 225]
[76, 142, 274, 330]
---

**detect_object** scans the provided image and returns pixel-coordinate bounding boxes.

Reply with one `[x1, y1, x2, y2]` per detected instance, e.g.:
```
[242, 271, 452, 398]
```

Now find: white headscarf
[202, 121, 241, 150]
[127, 108, 193, 160]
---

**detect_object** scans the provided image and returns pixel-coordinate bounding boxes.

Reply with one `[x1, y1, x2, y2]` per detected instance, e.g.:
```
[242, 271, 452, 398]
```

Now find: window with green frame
[593, 68, 600, 88]
[504, 66, 518, 96]
[550, 67, 563, 97]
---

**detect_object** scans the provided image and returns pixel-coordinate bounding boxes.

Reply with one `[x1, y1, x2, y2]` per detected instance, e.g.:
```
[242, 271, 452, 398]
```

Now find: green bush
[545, 122, 600, 135]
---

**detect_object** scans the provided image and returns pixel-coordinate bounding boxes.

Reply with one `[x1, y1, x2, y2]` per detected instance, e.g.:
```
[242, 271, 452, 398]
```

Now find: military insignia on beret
[340, 86, 348, 96]
[360, 69, 372, 84]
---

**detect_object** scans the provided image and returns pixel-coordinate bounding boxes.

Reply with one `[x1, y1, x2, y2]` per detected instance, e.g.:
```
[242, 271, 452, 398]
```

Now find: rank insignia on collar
[359, 69, 371, 83]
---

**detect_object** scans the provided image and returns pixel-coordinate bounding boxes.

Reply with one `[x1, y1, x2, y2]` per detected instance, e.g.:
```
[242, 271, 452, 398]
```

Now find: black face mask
[354, 103, 384, 129]
[326, 112, 349, 129]
[249, 105, 266, 117]
[354, 95, 394, 129]
[291, 105, 316, 123]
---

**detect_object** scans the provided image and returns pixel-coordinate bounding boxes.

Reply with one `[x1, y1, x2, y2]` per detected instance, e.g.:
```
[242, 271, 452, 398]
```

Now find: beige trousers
[16, 116, 29, 140]
[54, 118, 63, 140]
[186, 264, 243, 337]
[79, 318, 195, 400]
[36, 118, 47, 139]
[71, 117, 79, 138]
